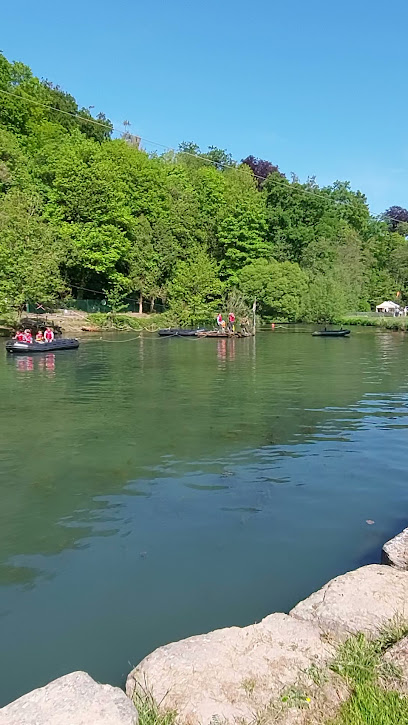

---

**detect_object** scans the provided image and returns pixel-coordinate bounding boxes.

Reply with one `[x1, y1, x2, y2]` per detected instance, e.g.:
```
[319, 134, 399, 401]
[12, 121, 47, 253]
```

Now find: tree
[388, 243, 408, 299]
[129, 216, 162, 313]
[238, 258, 307, 320]
[61, 222, 130, 296]
[203, 146, 234, 171]
[383, 206, 408, 233]
[167, 249, 224, 324]
[241, 155, 283, 188]
[178, 141, 201, 156]
[0, 191, 65, 311]
[0, 128, 32, 194]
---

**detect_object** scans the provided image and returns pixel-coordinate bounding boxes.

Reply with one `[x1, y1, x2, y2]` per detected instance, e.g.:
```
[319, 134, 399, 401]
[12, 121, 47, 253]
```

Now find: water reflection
[216, 338, 236, 364]
[11, 353, 55, 375]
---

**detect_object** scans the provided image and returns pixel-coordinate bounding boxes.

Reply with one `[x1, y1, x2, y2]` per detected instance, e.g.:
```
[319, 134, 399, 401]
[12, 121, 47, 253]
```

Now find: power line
[70, 283, 165, 308]
[0, 86, 404, 224]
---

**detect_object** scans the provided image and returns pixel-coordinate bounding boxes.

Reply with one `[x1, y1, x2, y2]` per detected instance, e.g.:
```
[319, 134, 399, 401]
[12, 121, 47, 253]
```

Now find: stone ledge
[290, 564, 408, 637]
[382, 527, 408, 570]
[0, 671, 138, 725]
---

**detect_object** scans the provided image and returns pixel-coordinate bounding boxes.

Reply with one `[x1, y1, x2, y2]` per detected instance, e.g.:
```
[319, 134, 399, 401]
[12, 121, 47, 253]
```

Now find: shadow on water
[1, 328, 408, 703]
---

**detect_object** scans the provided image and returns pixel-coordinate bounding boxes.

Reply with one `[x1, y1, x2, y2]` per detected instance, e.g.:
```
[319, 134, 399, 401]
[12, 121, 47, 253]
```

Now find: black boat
[158, 328, 205, 337]
[6, 338, 80, 353]
[312, 329, 350, 337]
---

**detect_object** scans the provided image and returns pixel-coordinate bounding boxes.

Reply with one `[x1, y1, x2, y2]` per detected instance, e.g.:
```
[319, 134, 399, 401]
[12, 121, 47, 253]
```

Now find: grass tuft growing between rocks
[132, 686, 176, 725]
[328, 618, 408, 725]
[330, 683, 408, 725]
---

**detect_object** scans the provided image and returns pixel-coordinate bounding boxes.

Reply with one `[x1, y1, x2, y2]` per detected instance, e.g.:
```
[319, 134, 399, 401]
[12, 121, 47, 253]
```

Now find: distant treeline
[1, 52, 408, 323]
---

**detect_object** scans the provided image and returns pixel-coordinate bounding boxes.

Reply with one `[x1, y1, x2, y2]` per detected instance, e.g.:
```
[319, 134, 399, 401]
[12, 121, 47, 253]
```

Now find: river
[0, 327, 408, 705]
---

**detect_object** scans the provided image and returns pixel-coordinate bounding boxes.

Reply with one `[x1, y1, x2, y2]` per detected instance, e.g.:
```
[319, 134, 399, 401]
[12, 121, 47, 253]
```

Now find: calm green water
[1, 328, 408, 705]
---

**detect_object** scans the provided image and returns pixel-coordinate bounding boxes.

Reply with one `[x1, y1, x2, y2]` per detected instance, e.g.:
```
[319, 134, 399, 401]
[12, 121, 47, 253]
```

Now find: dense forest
[1, 52, 408, 323]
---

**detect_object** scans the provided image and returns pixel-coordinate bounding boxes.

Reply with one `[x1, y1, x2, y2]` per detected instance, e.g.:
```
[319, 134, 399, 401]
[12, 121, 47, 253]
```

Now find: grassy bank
[87, 312, 177, 331]
[329, 619, 408, 724]
[87, 312, 216, 331]
[339, 314, 408, 330]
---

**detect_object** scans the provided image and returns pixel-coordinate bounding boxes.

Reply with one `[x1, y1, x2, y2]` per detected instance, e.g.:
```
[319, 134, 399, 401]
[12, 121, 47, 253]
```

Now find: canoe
[158, 328, 205, 337]
[312, 329, 350, 337]
[6, 338, 80, 353]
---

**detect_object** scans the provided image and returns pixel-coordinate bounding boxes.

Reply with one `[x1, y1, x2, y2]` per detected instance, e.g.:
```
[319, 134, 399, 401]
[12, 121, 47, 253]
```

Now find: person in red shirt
[23, 329, 33, 344]
[228, 312, 236, 332]
[35, 330, 44, 343]
[44, 327, 54, 342]
[14, 330, 25, 341]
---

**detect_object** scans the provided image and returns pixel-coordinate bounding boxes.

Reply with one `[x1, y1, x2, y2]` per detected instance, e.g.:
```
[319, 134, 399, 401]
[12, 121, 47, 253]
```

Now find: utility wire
[70, 283, 166, 309]
[0, 86, 405, 224]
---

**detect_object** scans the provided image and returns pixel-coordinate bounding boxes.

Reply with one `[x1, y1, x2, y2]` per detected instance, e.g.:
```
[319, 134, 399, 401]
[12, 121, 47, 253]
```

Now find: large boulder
[0, 671, 138, 725]
[126, 613, 344, 725]
[382, 527, 408, 570]
[291, 565, 408, 637]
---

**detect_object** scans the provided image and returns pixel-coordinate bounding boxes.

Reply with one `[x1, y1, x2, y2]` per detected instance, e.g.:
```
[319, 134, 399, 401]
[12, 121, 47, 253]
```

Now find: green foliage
[0, 191, 65, 311]
[167, 249, 224, 325]
[329, 624, 408, 725]
[340, 315, 408, 330]
[0, 50, 405, 322]
[238, 258, 307, 320]
[88, 311, 178, 330]
[132, 687, 176, 725]
[332, 684, 408, 725]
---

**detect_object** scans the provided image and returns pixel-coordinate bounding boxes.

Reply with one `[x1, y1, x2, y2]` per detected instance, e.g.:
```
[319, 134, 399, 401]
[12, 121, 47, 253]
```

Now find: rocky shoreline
[1, 528, 408, 725]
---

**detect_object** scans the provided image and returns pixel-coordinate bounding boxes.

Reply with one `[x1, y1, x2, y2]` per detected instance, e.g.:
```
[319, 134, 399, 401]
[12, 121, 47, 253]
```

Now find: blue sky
[2, 0, 407, 213]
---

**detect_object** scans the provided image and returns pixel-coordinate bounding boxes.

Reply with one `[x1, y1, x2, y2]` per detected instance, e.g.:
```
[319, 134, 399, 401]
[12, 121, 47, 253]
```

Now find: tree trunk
[149, 297, 155, 313]
[138, 292, 143, 314]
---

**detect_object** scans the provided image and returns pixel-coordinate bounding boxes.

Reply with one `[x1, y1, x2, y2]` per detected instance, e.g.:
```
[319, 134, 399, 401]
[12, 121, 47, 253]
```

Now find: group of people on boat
[216, 312, 250, 334]
[14, 327, 55, 344]
[216, 312, 236, 332]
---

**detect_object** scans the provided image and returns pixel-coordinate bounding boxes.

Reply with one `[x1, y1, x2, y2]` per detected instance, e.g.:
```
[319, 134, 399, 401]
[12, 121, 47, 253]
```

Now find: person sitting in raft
[44, 327, 54, 343]
[23, 329, 33, 344]
[35, 330, 44, 343]
[14, 330, 25, 341]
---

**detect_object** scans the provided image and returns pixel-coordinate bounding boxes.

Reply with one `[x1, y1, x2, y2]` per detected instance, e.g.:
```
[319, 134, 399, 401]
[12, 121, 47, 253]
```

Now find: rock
[291, 564, 408, 637]
[0, 671, 138, 725]
[382, 527, 408, 570]
[383, 636, 408, 691]
[126, 613, 345, 725]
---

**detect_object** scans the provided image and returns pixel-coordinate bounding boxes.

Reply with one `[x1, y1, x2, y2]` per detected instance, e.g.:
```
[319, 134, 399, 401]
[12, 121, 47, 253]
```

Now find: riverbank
[2, 528, 408, 724]
[0, 310, 174, 336]
[338, 314, 408, 330]
[2, 310, 408, 336]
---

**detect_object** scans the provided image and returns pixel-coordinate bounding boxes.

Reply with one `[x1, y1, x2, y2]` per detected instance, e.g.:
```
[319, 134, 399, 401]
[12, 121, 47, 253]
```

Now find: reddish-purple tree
[383, 206, 408, 231]
[241, 155, 284, 188]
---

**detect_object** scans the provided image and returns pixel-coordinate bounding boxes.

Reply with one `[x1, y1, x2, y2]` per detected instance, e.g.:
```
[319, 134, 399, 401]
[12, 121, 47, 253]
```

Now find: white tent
[376, 301, 400, 314]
